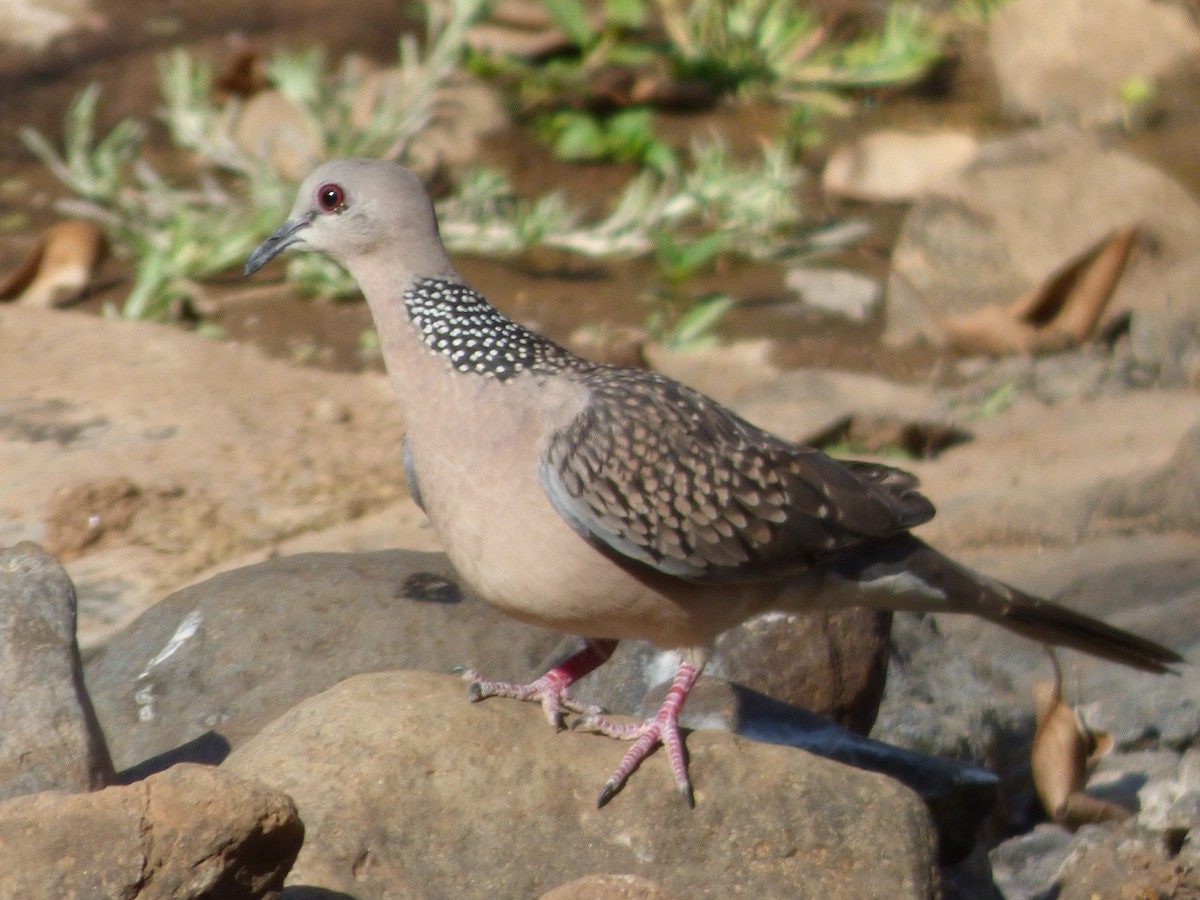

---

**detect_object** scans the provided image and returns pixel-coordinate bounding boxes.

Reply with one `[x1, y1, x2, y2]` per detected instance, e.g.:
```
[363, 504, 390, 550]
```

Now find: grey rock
[940, 556, 1200, 749]
[1138, 747, 1200, 833]
[84, 550, 565, 772]
[988, 0, 1200, 127]
[226, 671, 940, 899]
[989, 824, 1076, 900]
[784, 268, 882, 322]
[1093, 422, 1200, 536]
[0, 542, 114, 801]
[1089, 750, 1182, 815]
[0, 762, 303, 899]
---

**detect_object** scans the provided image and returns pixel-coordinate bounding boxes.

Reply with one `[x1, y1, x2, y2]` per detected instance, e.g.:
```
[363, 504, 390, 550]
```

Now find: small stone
[0, 542, 114, 802]
[822, 130, 979, 202]
[784, 268, 882, 322]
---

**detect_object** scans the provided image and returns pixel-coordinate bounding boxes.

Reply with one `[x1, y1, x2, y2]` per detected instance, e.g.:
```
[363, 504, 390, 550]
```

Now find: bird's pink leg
[461, 638, 617, 730]
[576, 660, 701, 808]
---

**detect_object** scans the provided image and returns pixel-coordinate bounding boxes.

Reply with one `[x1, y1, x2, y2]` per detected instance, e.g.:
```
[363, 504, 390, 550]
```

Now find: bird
[245, 158, 1182, 807]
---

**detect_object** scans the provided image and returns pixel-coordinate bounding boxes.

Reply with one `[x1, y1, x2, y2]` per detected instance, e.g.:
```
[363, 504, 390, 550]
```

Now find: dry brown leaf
[213, 35, 267, 102]
[0, 221, 106, 308]
[1031, 652, 1129, 829]
[944, 226, 1137, 356]
[1057, 790, 1131, 831]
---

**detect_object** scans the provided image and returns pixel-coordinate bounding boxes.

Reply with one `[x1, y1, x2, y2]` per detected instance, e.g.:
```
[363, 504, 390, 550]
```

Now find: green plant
[536, 107, 677, 173]
[639, 229, 733, 350]
[22, 0, 491, 318]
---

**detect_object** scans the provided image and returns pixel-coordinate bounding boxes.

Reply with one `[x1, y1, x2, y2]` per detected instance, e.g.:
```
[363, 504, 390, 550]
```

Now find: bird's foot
[460, 668, 603, 730]
[458, 638, 617, 731]
[574, 660, 702, 808]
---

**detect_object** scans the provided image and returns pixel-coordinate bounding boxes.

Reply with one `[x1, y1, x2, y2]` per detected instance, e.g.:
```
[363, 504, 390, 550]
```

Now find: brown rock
[225, 671, 938, 899]
[713, 608, 891, 734]
[0, 763, 303, 899]
[0, 542, 114, 801]
[1056, 829, 1200, 900]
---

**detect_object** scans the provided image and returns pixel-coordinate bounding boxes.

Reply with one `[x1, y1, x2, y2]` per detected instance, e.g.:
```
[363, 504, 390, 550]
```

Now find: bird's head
[244, 158, 450, 279]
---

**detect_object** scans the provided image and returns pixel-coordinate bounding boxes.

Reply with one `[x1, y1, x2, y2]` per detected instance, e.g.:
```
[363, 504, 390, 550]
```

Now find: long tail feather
[828, 535, 1183, 675]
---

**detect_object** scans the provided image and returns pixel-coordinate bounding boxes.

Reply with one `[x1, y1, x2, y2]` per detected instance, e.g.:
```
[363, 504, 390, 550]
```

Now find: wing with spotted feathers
[538, 367, 935, 584]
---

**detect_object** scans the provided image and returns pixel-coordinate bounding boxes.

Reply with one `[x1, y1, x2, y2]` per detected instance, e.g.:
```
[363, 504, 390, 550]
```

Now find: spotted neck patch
[403, 277, 569, 380]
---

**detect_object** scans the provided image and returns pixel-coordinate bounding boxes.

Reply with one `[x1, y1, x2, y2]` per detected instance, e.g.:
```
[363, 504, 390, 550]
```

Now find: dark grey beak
[244, 217, 311, 276]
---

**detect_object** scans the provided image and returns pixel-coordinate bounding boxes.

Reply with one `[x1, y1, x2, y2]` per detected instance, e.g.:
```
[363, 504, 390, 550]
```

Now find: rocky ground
[3, 0, 1200, 897]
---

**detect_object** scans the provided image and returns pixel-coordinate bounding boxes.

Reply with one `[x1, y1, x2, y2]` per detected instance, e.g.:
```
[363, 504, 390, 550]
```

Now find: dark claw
[680, 781, 695, 809]
[466, 682, 485, 703]
[596, 777, 621, 808]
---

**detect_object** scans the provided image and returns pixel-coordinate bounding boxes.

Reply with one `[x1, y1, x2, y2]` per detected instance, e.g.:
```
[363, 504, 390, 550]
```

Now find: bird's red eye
[317, 183, 345, 213]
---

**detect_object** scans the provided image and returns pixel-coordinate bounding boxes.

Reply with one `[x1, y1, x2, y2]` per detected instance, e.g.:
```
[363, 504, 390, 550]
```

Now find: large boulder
[225, 671, 939, 899]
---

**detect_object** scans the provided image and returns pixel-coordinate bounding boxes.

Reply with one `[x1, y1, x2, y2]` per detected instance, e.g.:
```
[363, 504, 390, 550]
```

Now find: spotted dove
[246, 159, 1181, 807]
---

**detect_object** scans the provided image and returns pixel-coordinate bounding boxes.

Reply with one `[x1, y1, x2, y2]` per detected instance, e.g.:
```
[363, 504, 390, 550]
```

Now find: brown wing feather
[539, 366, 935, 584]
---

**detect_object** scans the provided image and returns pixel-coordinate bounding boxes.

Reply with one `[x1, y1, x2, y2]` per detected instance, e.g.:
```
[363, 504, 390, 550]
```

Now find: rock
[908, 391, 1199, 553]
[822, 129, 979, 202]
[872, 613, 1033, 831]
[884, 128, 1200, 366]
[783, 267, 882, 322]
[539, 873, 678, 900]
[0, 0, 101, 52]
[0, 306, 411, 646]
[1137, 747, 1200, 835]
[231, 90, 322, 182]
[84, 550, 565, 773]
[711, 608, 890, 734]
[570, 607, 891, 736]
[1127, 257, 1200, 386]
[1092, 422, 1200, 536]
[988, 0, 1200, 127]
[643, 677, 997, 864]
[0, 762, 302, 899]
[226, 671, 939, 898]
[991, 747, 1200, 898]
[989, 824, 1077, 899]
[43, 476, 142, 560]
[1054, 824, 1199, 899]
[933, 553, 1200, 751]
[351, 71, 509, 178]
[0, 542, 114, 801]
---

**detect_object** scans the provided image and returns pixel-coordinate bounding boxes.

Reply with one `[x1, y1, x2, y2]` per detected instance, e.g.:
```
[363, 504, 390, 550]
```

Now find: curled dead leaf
[0, 221, 106, 308]
[944, 227, 1138, 356]
[213, 34, 267, 102]
[1031, 652, 1129, 829]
